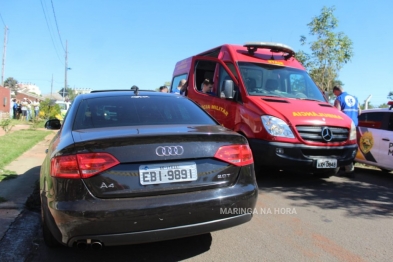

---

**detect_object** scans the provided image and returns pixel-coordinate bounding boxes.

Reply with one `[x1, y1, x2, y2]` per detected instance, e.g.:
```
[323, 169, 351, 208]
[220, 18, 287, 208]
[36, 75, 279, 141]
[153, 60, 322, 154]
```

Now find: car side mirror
[223, 80, 234, 99]
[45, 119, 62, 130]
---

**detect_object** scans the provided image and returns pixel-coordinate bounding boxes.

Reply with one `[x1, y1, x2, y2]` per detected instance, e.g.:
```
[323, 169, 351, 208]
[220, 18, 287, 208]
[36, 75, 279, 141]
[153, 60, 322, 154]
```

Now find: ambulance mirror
[223, 80, 234, 99]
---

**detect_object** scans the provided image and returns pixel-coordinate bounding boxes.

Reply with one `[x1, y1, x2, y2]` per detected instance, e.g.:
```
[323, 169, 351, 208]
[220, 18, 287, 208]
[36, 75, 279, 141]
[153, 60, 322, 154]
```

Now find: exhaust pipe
[91, 241, 103, 250]
[76, 241, 88, 249]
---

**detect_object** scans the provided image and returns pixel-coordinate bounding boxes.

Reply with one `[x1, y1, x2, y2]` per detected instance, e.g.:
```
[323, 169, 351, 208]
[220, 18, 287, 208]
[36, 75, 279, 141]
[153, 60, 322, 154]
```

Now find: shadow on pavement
[29, 231, 212, 262]
[256, 166, 393, 218]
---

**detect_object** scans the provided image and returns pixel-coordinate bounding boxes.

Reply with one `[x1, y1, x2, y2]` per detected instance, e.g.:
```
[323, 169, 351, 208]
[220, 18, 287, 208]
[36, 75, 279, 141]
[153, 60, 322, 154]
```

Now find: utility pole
[51, 74, 53, 99]
[1, 26, 8, 86]
[63, 40, 68, 100]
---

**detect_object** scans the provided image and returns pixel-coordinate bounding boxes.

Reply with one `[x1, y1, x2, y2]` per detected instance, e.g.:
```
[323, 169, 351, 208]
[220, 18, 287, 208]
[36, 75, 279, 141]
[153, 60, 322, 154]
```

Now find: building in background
[17, 83, 41, 96]
[0, 85, 11, 119]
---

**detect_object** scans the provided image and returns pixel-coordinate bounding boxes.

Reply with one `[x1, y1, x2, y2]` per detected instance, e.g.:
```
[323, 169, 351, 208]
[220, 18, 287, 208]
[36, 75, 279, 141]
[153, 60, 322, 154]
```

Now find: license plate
[139, 162, 197, 185]
[316, 159, 337, 168]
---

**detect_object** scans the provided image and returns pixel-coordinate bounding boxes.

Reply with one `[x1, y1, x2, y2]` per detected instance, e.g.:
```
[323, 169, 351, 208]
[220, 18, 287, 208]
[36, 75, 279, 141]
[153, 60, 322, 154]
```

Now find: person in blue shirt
[333, 85, 361, 175]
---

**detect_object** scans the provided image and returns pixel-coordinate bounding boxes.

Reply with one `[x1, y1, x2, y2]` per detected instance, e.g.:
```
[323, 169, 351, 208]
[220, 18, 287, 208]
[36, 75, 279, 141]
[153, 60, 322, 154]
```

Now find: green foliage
[0, 173, 17, 182]
[379, 103, 389, 108]
[0, 130, 50, 170]
[0, 119, 14, 133]
[360, 103, 374, 110]
[58, 87, 78, 101]
[4, 77, 18, 92]
[387, 91, 393, 100]
[39, 99, 61, 119]
[31, 118, 46, 129]
[298, 6, 354, 94]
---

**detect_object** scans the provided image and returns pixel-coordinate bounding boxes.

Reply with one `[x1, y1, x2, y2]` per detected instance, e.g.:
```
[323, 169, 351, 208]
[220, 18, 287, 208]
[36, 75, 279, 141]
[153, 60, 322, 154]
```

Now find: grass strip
[0, 129, 50, 172]
[0, 172, 18, 182]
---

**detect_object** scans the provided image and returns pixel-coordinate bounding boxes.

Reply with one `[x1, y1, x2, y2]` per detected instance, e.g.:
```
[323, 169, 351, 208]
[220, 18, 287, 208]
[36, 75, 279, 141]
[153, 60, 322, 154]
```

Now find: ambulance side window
[194, 60, 216, 92]
[171, 74, 188, 93]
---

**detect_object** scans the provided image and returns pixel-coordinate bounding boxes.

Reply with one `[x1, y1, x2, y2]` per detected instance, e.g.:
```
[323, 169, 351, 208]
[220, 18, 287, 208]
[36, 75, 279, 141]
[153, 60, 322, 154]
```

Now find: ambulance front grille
[296, 126, 348, 142]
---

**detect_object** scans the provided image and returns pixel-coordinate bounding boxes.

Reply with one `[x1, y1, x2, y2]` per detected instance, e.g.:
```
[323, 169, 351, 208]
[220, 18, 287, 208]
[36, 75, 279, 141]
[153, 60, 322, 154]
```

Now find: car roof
[361, 108, 393, 113]
[77, 90, 180, 100]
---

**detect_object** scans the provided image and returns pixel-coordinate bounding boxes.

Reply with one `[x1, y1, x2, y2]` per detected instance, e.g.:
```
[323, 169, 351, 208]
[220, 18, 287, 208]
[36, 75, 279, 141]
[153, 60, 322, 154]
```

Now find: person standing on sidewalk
[26, 99, 32, 122]
[333, 85, 361, 175]
[21, 98, 28, 121]
[33, 99, 40, 119]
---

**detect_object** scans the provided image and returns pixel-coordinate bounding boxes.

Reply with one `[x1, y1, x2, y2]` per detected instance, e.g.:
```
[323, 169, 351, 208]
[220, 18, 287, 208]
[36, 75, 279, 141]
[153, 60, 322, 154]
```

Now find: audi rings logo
[156, 146, 184, 156]
[321, 127, 333, 142]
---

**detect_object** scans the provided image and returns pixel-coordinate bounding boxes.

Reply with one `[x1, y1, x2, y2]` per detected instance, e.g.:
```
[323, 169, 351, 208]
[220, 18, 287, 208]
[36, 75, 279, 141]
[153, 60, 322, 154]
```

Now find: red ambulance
[170, 42, 357, 177]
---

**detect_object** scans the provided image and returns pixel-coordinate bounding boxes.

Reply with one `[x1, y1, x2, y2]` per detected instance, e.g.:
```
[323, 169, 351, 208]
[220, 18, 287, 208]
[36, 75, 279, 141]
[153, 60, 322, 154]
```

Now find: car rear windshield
[72, 95, 216, 130]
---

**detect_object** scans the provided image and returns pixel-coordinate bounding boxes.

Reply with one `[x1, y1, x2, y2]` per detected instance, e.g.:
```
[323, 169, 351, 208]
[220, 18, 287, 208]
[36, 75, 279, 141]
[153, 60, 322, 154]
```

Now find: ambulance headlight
[350, 121, 357, 141]
[261, 115, 295, 138]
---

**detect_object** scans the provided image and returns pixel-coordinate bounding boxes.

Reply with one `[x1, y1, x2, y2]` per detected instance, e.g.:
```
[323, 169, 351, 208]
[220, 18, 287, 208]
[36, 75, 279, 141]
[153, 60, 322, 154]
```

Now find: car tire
[41, 208, 60, 247]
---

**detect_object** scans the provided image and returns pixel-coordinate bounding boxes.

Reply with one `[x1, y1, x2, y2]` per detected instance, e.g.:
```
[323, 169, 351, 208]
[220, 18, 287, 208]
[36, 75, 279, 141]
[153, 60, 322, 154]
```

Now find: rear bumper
[69, 213, 251, 247]
[43, 166, 258, 247]
[249, 139, 358, 172]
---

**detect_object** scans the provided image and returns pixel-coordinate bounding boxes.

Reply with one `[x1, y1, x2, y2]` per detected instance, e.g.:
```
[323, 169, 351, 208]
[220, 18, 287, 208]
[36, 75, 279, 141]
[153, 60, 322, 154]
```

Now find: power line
[40, 0, 63, 64]
[50, 0, 65, 52]
[0, 12, 6, 27]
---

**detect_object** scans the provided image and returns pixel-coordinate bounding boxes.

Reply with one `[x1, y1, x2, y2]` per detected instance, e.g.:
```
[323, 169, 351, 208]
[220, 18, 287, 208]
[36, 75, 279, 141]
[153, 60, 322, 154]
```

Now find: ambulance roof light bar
[388, 101, 393, 110]
[244, 42, 295, 60]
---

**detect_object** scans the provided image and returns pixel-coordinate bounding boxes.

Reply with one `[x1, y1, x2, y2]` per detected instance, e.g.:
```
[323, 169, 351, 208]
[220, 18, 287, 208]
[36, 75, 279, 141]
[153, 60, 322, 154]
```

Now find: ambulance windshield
[238, 62, 326, 102]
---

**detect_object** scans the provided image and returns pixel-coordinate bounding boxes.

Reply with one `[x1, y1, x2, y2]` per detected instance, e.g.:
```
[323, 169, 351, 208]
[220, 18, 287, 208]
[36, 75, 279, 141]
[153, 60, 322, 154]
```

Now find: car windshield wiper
[296, 98, 324, 102]
[260, 94, 281, 98]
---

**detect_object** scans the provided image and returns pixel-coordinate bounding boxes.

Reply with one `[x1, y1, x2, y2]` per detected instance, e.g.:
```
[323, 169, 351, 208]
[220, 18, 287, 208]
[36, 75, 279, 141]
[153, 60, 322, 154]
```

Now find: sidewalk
[0, 124, 31, 137]
[0, 130, 56, 241]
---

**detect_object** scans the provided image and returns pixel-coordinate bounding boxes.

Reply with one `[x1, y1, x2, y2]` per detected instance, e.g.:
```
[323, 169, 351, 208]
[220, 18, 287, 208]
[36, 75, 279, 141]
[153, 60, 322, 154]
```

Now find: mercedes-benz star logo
[156, 146, 184, 156]
[321, 127, 333, 142]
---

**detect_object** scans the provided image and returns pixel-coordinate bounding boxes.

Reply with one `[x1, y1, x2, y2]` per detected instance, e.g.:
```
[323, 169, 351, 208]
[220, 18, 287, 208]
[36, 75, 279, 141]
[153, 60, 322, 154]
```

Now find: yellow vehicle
[55, 101, 71, 118]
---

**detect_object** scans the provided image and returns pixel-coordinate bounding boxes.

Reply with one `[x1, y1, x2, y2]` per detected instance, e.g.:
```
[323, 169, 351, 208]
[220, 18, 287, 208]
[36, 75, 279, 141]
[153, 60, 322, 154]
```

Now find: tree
[387, 91, 393, 100]
[379, 103, 389, 108]
[296, 6, 354, 94]
[58, 87, 78, 101]
[3, 77, 19, 92]
[39, 98, 61, 119]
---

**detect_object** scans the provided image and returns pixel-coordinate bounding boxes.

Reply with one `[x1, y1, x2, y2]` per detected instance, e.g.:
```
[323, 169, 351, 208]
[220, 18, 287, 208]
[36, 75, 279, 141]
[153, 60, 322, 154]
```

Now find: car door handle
[382, 138, 390, 141]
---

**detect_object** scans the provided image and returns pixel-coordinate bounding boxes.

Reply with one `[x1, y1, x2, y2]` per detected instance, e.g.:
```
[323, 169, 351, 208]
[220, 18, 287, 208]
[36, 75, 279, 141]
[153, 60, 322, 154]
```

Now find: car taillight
[50, 153, 120, 179]
[214, 144, 254, 166]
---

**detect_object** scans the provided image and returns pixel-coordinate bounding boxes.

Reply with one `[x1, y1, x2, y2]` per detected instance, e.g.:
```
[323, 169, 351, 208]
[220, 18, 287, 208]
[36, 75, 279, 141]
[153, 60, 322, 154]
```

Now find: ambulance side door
[190, 57, 238, 121]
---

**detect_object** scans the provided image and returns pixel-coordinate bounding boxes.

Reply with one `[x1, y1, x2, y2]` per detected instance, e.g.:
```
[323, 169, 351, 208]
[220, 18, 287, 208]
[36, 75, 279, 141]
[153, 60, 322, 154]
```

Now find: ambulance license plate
[316, 159, 337, 168]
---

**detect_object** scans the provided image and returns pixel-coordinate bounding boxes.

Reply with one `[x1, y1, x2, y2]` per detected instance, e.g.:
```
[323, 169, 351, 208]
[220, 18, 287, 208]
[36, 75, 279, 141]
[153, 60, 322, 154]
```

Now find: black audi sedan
[40, 89, 258, 249]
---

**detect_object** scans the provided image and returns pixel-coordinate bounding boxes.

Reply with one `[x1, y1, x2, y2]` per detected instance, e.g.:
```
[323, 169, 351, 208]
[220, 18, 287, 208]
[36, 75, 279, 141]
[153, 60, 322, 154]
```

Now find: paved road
[2, 166, 392, 262]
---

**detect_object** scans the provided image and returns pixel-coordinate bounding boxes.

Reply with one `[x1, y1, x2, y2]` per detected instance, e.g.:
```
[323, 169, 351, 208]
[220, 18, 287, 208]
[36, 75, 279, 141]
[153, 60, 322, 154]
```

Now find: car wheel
[41, 207, 60, 247]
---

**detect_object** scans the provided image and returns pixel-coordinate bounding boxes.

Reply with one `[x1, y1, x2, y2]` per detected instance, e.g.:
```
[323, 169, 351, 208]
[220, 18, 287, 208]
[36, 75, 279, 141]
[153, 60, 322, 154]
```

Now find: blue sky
[1, 0, 392, 107]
